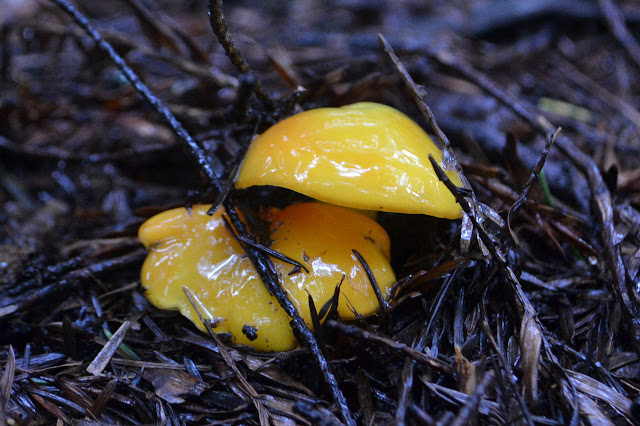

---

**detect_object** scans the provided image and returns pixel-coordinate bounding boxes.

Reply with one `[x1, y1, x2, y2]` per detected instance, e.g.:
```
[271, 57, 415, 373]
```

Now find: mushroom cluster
[139, 102, 462, 351]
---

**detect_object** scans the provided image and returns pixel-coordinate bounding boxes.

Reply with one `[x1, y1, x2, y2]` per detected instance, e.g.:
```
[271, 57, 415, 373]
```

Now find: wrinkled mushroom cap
[236, 102, 463, 219]
[139, 203, 396, 351]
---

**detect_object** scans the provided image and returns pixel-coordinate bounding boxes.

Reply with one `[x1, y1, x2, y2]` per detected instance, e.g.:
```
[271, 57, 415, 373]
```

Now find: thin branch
[183, 288, 269, 425]
[0, 249, 146, 318]
[378, 34, 470, 189]
[208, 0, 272, 108]
[598, 0, 640, 70]
[479, 310, 535, 426]
[423, 44, 640, 354]
[507, 128, 560, 241]
[509, 128, 560, 219]
[46, 0, 221, 190]
[324, 320, 452, 373]
[352, 249, 387, 314]
[222, 201, 355, 426]
[0, 134, 176, 163]
[236, 235, 310, 273]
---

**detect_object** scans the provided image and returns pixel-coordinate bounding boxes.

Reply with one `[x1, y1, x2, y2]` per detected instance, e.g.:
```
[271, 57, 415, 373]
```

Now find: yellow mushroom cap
[138, 202, 396, 352]
[235, 102, 463, 219]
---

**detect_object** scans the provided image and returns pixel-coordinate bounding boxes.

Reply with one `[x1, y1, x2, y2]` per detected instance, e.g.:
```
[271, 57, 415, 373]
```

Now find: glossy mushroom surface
[236, 102, 463, 219]
[138, 203, 396, 351]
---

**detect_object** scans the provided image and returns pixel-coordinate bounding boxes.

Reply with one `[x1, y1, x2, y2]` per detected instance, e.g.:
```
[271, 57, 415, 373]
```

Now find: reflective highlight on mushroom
[138, 203, 396, 351]
[235, 102, 463, 219]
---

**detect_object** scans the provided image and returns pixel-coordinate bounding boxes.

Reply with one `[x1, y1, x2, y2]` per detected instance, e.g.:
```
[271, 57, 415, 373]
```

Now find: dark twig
[46, 0, 221, 189]
[222, 201, 355, 426]
[236, 235, 310, 273]
[32, 22, 237, 87]
[550, 52, 640, 127]
[0, 249, 146, 318]
[206, 167, 237, 216]
[507, 128, 560, 237]
[479, 310, 534, 426]
[598, 0, 640, 70]
[424, 44, 640, 354]
[380, 36, 531, 423]
[126, 0, 210, 63]
[183, 287, 269, 425]
[422, 263, 469, 347]
[378, 34, 469, 189]
[224, 74, 258, 122]
[395, 262, 471, 425]
[381, 33, 553, 410]
[352, 249, 387, 314]
[429, 154, 553, 402]
[6, 255, 84, 298]
[0, 134, 177, 163]
[427, 156, 505, 276]
[428, 154, 536, 313]
[208, 0, 272, 108]
[307, 293, 325, 348]
[318, 277, 343, 322]
[0, 25, 10, 80]
[324, 320, 452, 373]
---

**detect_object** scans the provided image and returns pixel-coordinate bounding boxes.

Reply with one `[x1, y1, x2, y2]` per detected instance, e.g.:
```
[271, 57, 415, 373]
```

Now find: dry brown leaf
[0, 346, 15, 419]
[520, 315, 542, 402]
[566, 370, 632, 419]
[142, 368, 207, 404]
[454, 346, 477, 395]
[86, 321, 132, 376]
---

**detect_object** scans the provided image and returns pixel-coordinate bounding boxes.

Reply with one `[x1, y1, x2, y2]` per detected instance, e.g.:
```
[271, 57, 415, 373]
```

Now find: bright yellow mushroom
[138, 202, 396, 352]
[235, 102, 463, 219]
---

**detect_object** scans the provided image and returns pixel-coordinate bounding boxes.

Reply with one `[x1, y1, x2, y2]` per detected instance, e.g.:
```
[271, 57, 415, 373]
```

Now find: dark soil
[1, 0, 640, 424]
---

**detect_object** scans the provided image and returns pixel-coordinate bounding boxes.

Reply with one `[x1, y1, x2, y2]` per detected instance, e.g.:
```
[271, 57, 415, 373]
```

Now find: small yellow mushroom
[236, 102, 463, 219]
[139, 203, 395, 352]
